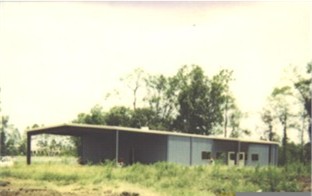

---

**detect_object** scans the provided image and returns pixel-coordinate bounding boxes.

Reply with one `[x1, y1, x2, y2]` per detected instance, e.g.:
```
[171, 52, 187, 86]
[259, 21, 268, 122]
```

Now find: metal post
[268, 144, 272, 165]
[115, 130, 119, 164]
[237, 141, 241, 165]
[189, 137, 193, 166]
[27, 133, 31, 165]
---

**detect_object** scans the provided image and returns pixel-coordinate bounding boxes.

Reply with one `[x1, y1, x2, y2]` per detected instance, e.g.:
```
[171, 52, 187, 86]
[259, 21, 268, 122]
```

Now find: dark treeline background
[0, 63, 311, 166]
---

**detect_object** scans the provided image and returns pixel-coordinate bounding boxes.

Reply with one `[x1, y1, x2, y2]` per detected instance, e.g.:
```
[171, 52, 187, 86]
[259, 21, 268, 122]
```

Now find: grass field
[0, 156, 311, 196]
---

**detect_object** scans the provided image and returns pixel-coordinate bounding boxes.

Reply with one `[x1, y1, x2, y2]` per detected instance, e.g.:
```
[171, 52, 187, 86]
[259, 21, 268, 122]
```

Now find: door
[227, 151, 235, 166]
[237, 152, 245, 167]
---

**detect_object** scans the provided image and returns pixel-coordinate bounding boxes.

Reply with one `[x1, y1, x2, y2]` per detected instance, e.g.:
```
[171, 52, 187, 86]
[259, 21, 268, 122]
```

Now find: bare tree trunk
[282, 122, 287, 165]
[224, 98, 228, 138]
[269, 125, 273, 141]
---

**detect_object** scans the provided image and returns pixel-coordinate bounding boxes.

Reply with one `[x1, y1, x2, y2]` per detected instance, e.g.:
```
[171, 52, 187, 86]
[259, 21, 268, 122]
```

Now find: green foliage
[33, 134, 76, 157]
[1, 158, 310, 195]
[130, 107, 161, 129]
[144, 74, 179, 129]
[293, 62, 312, 140]
[175, 65, 212, 134]
[73, 105, 106, 125]
[104, 65, 237, 135]
[173, 65, 234, 135]
[105, 106, 132, 126]
[263, 84, 301, 165]
[70, 65, 237, 137]
[278, 142, 311, 166]
[0, 114, 23, 156]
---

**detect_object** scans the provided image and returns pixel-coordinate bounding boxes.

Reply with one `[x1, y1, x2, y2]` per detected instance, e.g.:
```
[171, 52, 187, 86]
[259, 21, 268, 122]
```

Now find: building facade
[27, 124, 278, 166]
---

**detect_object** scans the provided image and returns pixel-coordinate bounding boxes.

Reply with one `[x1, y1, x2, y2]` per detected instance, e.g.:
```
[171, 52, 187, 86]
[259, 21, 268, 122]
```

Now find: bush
[0, 158, 310, 195]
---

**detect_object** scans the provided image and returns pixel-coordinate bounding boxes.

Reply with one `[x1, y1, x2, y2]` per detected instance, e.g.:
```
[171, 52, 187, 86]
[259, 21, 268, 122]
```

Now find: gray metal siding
[191, 138, 213, 165]
[80, 128, 277, 166]
[271, 145, 278, 165]
[247, 144, 269, 166]
[167, 135, 190, 165]
[81, 132, 115, 163]
[119, 132, 167, 164]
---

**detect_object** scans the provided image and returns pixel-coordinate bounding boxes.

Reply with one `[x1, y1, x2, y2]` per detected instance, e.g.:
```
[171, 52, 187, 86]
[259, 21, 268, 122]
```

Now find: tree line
[74, 65, 245, 137]
[261, 62, 311, 165]
[0, 63, 311, 165]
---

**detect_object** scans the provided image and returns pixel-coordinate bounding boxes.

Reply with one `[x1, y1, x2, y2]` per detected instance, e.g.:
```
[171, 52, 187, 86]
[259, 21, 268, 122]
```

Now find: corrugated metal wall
[80, 129, 277, 166]
[270, 144, 278, 165]
[167, 135, 191, 165]
[81, 131, 115, 163]
[247, 144, 269, 166]
[191, 138, 213, 165]
[119, 132, 167, 164]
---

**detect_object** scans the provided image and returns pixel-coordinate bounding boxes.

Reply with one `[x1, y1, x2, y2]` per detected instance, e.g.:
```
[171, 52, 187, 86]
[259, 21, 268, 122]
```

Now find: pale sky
[0, 1, 311, 142]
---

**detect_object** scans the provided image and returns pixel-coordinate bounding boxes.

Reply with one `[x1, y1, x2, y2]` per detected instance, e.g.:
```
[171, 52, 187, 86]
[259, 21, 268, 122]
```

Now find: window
[216, 152, 225, 160]
[239, 153, 244, 160]
[251, 154, 259, 161]
[230, 153, 235, 160]
[202, 151, 211, 160]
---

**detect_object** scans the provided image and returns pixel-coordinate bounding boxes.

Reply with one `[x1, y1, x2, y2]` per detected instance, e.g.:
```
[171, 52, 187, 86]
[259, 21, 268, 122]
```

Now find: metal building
[26, 124, 278, 166]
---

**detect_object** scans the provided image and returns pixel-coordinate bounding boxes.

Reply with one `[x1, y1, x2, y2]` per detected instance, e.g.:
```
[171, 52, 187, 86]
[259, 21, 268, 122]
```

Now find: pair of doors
[227, 152, 245, 166]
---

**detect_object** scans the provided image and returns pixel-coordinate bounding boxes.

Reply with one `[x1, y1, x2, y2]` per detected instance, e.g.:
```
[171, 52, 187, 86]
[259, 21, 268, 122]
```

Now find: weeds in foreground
[0, 157, 310, 195]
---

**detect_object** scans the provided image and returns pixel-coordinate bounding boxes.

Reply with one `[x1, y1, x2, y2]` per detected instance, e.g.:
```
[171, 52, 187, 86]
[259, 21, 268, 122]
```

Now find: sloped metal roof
[27, 123, 279, 145]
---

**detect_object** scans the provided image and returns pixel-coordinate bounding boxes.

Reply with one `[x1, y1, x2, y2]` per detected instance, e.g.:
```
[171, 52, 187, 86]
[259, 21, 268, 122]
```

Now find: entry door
[227, 152, 235, 166]
[237, 152, 245, 167]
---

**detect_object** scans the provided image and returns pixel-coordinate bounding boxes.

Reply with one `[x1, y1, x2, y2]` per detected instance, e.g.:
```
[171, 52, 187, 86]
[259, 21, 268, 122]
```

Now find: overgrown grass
[0, 157, 310, 195]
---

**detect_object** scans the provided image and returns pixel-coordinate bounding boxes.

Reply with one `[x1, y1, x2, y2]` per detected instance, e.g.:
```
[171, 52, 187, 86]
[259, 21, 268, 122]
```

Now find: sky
[0, 1, 311, 142]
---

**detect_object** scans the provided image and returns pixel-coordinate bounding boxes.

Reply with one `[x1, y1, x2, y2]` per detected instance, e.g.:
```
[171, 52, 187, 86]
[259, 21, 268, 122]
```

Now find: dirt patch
[0, 188, 140, 196]
[0, 188, 62, 196]
[298, 176, 311, 192]
[0, 181, 140, 196]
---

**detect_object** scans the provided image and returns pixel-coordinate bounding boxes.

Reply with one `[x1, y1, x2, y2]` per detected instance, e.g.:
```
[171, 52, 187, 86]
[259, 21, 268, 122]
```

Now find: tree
[209, 69, 235, 135]
[173, 65, 234, 135]
[292, 62, 312, 141]
[18, 133, 27, 155]
[261, 62, 311, 164]
[121, 68, 145, 110]
[0, 88, 4, 156]
[34, 133, 74, 156]
[0, 116, 8, 156]
[73, 105, 106, 125]
[214, 69, 235, 137]
[261, 109, 277, 141]
[144, 73, 180, 129]
[228, 106, 250, 138]
[267, 86, 298, 165]
[0, 88, 21, 156]
[174, 65, 211, 134]
[105, 106, 132, 126]
[5, 126, 21, 155]
[130, 107, 160, 129]
[222, 95, 249, 138]
[105, 65, 238, 134]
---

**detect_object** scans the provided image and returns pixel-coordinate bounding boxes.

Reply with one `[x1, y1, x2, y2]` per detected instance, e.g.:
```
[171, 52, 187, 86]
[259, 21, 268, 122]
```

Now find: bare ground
[0, 176, 310, 195]
[298, 176, 312, 192]
[0, 179, 158, 196]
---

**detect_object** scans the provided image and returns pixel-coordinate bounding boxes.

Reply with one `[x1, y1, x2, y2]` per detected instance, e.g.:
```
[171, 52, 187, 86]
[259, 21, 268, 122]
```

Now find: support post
[237, 141, 241, 165]
[268, 144, 272, 165]
[27, 133, 31, 165]
[189, 137, 193, 166]
[115, 130, 119, 164]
